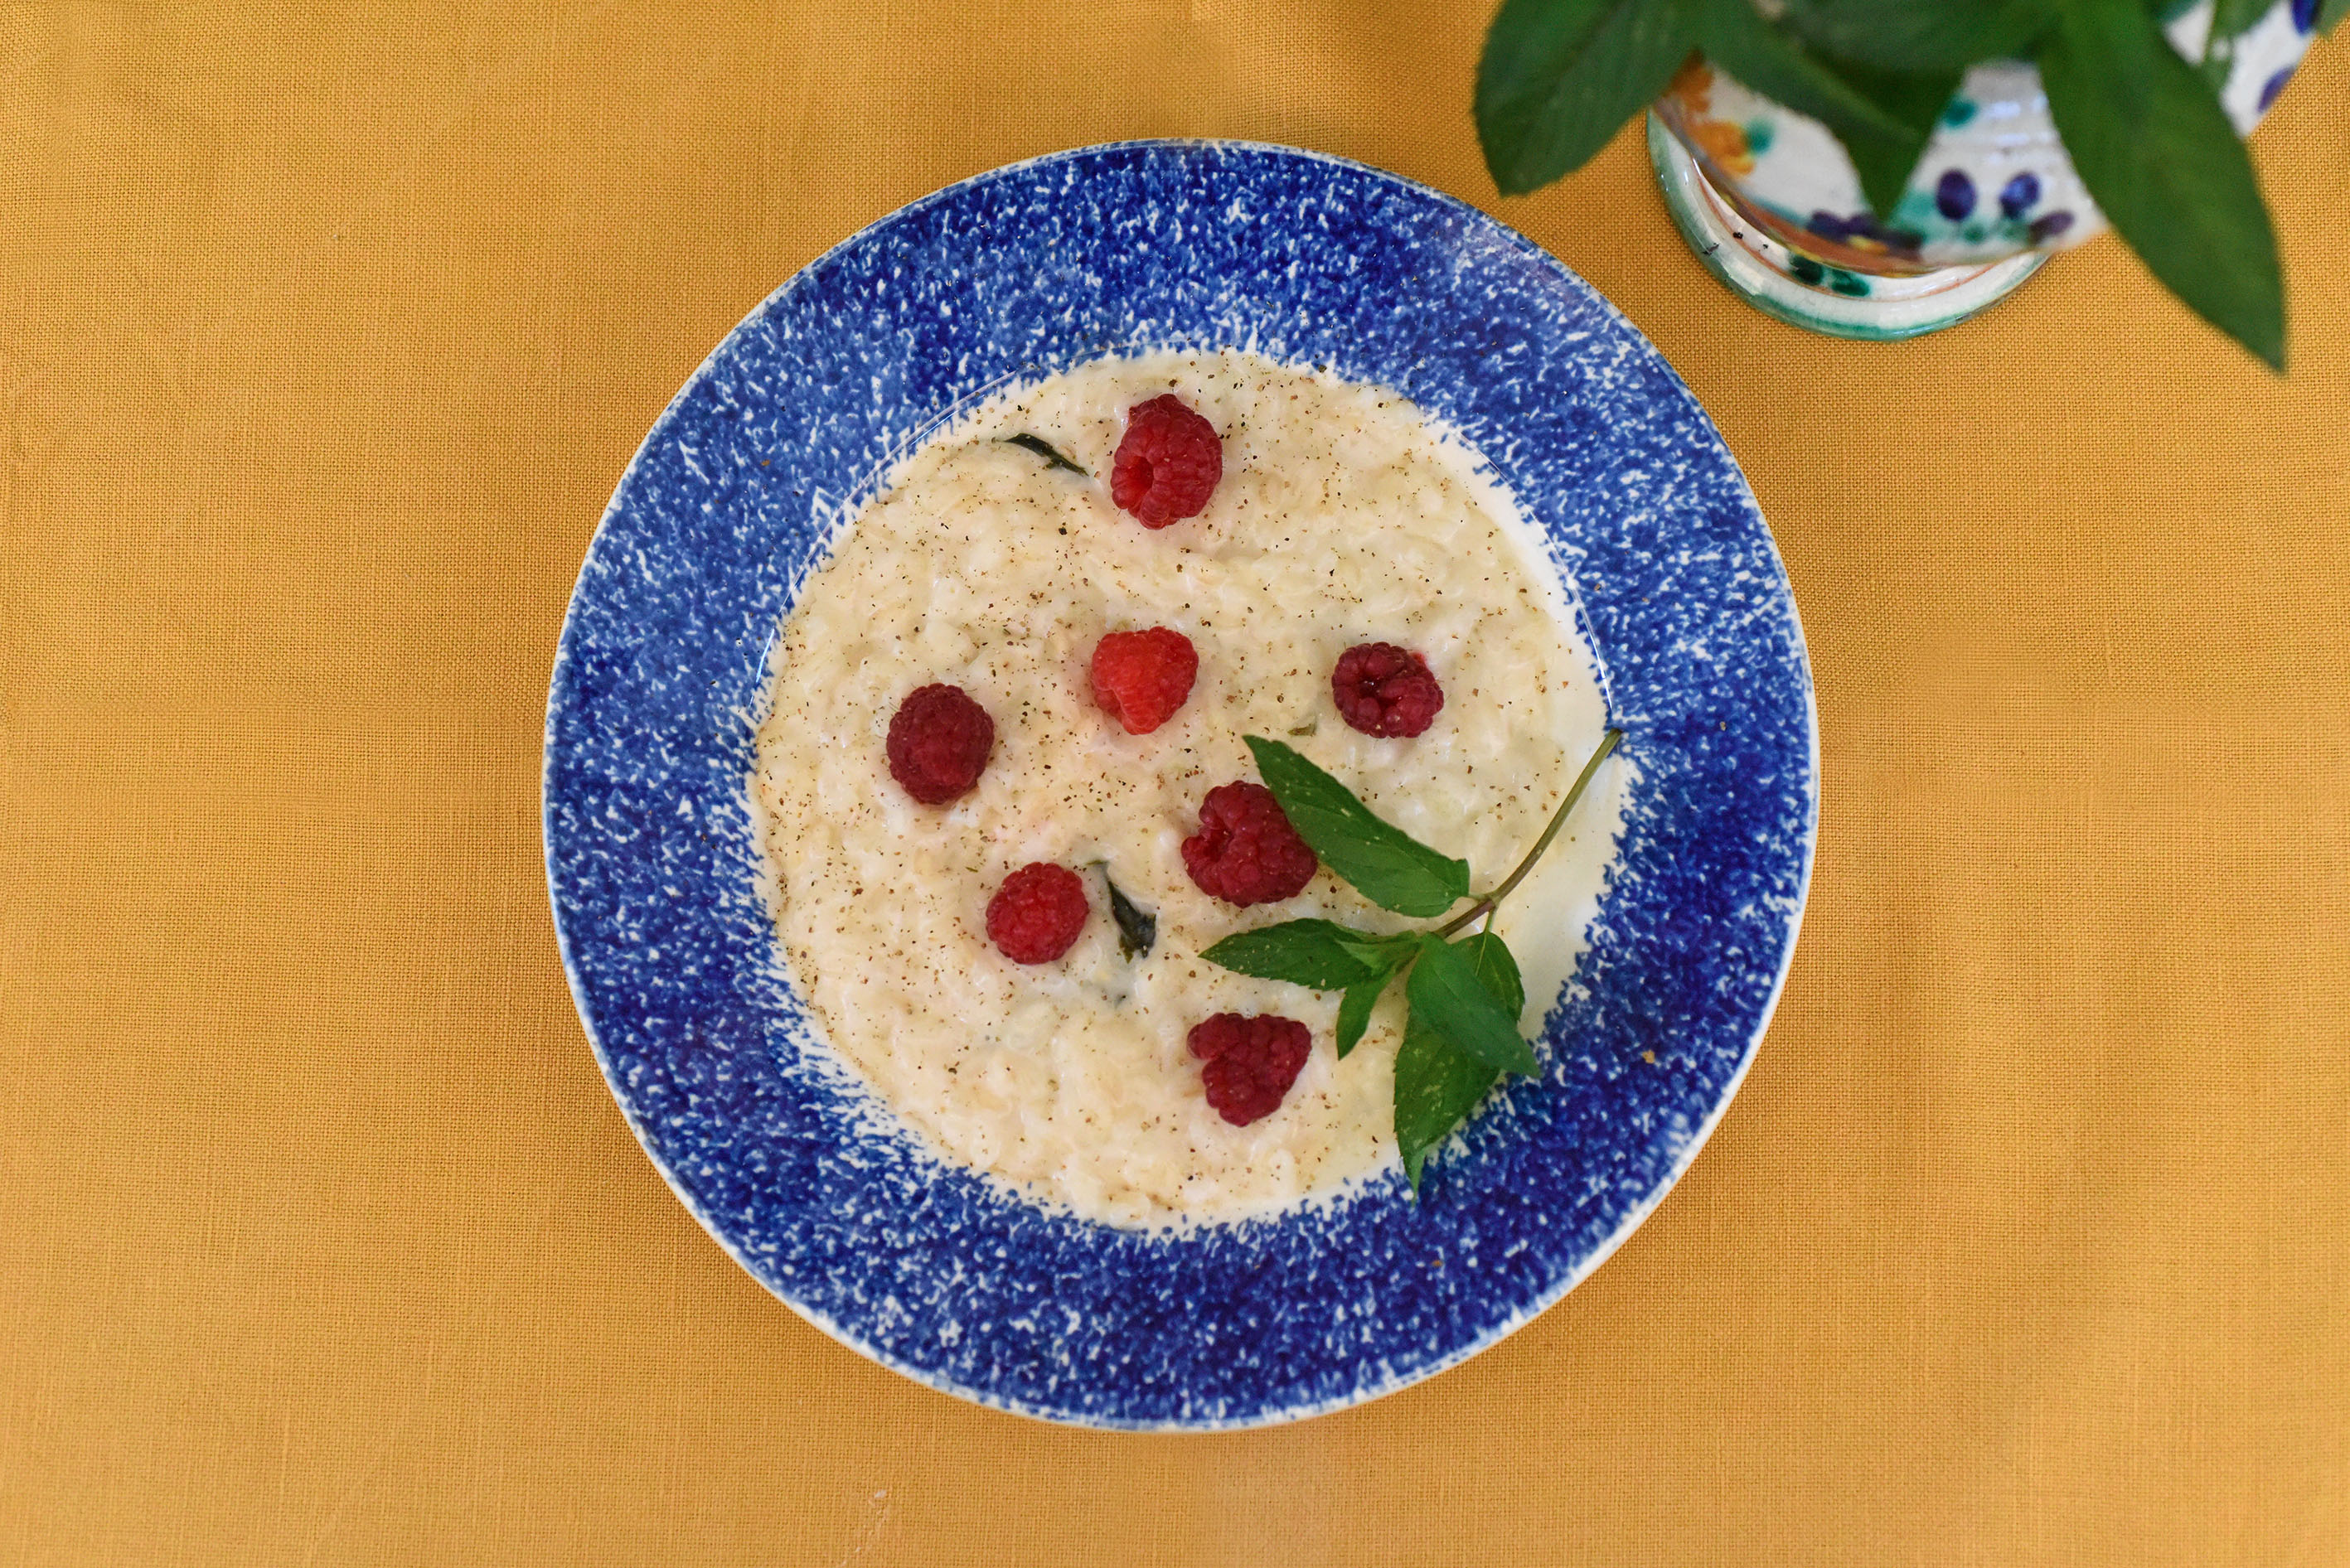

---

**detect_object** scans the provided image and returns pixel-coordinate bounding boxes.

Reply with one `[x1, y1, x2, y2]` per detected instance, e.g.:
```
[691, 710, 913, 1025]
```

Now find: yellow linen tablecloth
[4, 6, 2345, 1562]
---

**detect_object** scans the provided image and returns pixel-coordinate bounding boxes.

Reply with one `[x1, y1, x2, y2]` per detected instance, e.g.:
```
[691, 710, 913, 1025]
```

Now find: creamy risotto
[751, 350, 1624, 1227]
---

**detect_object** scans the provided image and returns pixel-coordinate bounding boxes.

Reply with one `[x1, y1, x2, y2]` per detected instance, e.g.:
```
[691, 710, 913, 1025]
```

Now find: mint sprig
[1203, 728, 1625, 1190]
[1473, 0, 2299, 368]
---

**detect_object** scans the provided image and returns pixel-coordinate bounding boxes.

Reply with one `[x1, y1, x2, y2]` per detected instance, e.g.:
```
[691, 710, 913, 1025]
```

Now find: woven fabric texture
[2, 6, 2344, 1563]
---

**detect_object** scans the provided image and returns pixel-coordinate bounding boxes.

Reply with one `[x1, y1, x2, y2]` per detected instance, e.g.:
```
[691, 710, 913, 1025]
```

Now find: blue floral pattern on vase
[1658, 0, 2313, 273]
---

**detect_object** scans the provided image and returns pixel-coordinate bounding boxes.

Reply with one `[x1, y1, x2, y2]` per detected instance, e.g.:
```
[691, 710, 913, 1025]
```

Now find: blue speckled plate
[545, 141, 1815, 1430]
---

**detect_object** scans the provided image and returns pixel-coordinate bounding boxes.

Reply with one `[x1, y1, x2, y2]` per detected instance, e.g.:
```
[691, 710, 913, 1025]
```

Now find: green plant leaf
[1475, 0, 1698, 196]
[1829, 59, 1966, 217]
[1776, 0, 2049, 70]
[1393, 935, 1525, 1188]
[1001, 433, 1088, 476]
[2196, 0, 2270, 95]
[1395, 1026, 1499, 1188]
[1201, 918, 1398, 990]
[1336, 933, 1418, 973]
[1100, 869, 1156, 960]
[1687, 0, 1955, 215]
[2039, 0, 2285, 369]
[2197, 40, 2235, 96]
[2207, 0, 2271, 45]
[1688, 0, 1929, 136]
[1335, 976, 1389, 1059]
[1404, 932, 1538, 1076]
[1452, 931, 1527, 1018]
[1243, 738, 1472, 917]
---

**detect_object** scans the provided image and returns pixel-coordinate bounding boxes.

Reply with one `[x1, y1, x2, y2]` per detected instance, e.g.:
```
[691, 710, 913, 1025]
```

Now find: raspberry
[1090, 627, 1199, 734]
[1110, 394, 1223, 529]
[884, 683, 995, 805]
[1189, 1013, 1313, 1126]
[1331, 642, 1444, 738]
[986, 863, 1089, 964]
[1181, 782, 1316, 905]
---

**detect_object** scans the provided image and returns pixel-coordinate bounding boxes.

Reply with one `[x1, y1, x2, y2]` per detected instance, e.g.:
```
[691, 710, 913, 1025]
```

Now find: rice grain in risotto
[752, 350, 1625, 1228]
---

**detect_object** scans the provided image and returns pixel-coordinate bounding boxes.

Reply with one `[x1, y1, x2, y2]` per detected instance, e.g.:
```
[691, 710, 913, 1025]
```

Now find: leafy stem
[1437, 725, 1625, 936]
[1200, 725, 1626, 1190]
[1473, 0, 2298, 367]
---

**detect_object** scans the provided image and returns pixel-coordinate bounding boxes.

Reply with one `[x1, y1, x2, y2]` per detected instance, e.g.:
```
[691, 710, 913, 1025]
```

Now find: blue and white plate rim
[543, 137, 1819, 1429]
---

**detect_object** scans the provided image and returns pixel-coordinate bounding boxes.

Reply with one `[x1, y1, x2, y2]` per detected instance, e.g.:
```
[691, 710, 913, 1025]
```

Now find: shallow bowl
[544, 140, 1816, 1429]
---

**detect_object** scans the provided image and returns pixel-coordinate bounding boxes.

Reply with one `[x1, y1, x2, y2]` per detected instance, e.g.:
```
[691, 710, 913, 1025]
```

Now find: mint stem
[1437, 727, 1624, 938]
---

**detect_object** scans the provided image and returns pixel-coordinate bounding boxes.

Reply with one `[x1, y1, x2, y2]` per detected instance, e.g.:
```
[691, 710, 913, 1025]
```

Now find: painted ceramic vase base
[1648, 113, 2046, 341]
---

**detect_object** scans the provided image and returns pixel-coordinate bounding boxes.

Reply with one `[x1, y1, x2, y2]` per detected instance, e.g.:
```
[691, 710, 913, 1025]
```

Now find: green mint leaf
[1335, 975, 1389, 1059]
[1201, 919, 1396, 990]
[1100, 869, 1156, 960]
[2207, 0, 2271, 44]
[1475, 0, 1698, 196]
[2039, 0, 2285, 369]
[2323, 0, 2348, 36]
[1392, 934, 1524, 1188]
[1689, 0, 1913, 136]
[1776, 0, 2049, 70]
[1243, 738, 1472, 917]
[1688, 0, 1953, 215]
[2197, 41, 2235, 98]
[1001, 433, 1088, 476]
[1404, 933, 1538, 1076]
[1831, 60, 1965, 220]
[1395, 1021, 1500, 1189]
[1451, 931, 1528, 1018]
[1335, 933, 1417, 971]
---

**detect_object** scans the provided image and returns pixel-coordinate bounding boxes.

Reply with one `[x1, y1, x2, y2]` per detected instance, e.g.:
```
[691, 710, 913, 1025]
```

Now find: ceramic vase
[1650, 0, 2320, 337]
